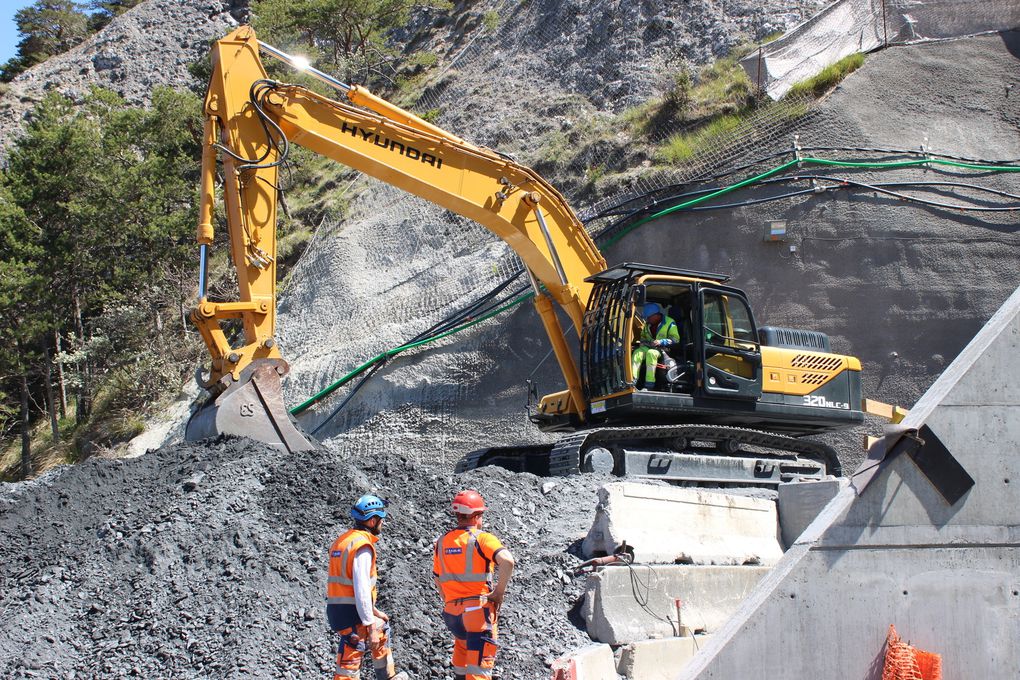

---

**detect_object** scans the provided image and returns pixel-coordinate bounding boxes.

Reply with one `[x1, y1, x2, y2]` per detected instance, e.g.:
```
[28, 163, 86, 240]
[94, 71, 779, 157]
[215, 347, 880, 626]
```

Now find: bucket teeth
[186, 359, 316, 453]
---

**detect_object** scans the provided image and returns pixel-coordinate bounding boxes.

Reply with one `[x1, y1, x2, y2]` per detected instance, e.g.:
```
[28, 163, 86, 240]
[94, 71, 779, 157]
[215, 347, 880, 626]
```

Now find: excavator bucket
[185, 359, 316, 453]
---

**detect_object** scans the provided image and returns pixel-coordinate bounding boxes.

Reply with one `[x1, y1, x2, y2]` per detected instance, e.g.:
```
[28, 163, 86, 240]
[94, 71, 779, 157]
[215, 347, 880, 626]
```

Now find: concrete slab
[679, 286, 1020, 679]
[550, 643, 618, 680]
[616, 635, 713, 679]
[580, 565, 769, 645]
[581, 482, 782, 566]
[777, 477, 849, 548]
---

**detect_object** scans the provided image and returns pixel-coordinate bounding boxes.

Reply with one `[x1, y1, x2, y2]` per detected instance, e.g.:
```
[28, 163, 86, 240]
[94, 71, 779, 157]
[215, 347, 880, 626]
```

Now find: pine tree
[0, 1, 90, 82]
[1, 87, 204, 472]
[252, 0, 450, 85]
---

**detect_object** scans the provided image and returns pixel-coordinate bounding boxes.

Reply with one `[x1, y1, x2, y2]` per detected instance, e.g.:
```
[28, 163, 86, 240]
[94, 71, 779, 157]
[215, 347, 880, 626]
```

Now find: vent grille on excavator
[791, 355, 844, 371]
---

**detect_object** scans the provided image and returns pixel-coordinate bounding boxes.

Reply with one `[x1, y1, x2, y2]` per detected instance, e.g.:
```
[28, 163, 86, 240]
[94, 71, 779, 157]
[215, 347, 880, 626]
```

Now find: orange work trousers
[441, 597, 499, 680]
[328, 604, 395, 680]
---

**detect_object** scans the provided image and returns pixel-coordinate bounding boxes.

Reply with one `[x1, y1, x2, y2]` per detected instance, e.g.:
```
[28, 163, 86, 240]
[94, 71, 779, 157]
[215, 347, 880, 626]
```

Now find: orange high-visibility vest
[326, 528, 378, 606]
[434, 527, 503, 602]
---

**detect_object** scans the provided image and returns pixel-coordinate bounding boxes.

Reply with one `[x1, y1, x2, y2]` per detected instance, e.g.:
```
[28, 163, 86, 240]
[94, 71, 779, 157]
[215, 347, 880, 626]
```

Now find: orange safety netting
[882, 624, 943, 680]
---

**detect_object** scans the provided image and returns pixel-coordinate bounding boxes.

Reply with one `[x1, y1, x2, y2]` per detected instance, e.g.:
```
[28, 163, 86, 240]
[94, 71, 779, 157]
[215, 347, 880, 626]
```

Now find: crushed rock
[0, 437, 610, 678]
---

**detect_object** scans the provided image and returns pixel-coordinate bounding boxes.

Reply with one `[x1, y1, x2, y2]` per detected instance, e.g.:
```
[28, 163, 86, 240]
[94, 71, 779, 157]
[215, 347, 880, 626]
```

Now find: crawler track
[461, 424, 841, 482]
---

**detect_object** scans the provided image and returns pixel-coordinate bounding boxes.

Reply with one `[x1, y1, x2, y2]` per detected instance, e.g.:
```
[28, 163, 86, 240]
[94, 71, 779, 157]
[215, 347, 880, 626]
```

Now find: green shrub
[482, 10, 500, 32]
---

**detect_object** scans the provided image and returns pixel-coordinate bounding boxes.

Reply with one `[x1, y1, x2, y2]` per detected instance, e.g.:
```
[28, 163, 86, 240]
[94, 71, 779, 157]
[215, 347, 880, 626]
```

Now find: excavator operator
[631, 302, 681, 391]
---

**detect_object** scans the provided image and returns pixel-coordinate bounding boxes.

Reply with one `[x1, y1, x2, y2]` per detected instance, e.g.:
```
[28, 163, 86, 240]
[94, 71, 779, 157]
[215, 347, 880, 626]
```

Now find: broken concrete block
[581, 565, 768, 645]
[616, 635, 714, 679]
[550, 643, 618, 680]
[581, 482, 782, 565]
[777, 477, 849, 548]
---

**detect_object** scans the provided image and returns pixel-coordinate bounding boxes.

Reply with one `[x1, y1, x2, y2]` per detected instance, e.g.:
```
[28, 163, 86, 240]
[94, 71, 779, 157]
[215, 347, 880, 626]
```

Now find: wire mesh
[282, 0, 1017, 464]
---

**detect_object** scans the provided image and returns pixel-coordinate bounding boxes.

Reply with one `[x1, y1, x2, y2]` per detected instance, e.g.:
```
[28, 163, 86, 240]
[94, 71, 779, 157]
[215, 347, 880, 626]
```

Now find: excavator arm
[187, 27, 606, 449]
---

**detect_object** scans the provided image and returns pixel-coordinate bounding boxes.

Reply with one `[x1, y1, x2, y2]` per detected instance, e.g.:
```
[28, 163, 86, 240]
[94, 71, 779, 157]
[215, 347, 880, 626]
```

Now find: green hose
[290, 291, 534, 414]
[604, 155, 1020, 249]
[292, 153, 1018, 416]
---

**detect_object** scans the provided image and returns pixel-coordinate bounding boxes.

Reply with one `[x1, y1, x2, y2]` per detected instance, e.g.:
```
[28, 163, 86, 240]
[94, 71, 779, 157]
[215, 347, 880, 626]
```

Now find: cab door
[697, 285, 763, 400]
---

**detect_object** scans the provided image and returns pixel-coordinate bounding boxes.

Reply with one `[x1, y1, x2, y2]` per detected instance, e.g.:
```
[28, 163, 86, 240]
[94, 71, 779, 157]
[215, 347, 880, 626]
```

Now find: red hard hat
[451, 489, 486, 515]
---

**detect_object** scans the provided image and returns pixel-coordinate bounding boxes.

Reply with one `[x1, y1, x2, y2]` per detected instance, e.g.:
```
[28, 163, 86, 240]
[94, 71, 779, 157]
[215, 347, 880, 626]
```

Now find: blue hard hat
[642, 302, 662, 319]
[351, 494, 388, 521]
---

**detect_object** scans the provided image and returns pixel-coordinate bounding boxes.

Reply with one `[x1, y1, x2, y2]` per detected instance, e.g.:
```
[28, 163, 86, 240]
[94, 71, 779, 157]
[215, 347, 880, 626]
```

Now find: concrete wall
[678, 286, 1020, 679]
[581, 565, 769, 645]
[550, 643, 618, 680]
[776, 478, 848, 548]
[617, 636, 713, 680]
[582, 483, 783, 566]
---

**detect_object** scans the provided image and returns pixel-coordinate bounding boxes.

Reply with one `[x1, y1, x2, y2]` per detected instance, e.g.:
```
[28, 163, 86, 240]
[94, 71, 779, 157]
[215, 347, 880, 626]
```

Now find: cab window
[703, 291, 756, 349]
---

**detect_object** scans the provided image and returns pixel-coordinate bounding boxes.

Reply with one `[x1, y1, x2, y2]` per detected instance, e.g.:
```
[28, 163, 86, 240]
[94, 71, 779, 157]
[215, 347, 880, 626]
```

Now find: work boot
[389, 673, 411, 680]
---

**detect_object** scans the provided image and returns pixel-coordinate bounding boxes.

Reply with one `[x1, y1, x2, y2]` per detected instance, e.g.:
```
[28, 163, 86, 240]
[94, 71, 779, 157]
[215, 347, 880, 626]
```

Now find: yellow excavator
[187, 27, 890, 485]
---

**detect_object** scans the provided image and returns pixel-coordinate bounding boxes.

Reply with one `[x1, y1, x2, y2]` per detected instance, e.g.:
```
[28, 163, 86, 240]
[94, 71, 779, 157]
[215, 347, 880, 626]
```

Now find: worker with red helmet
[326, 494, 409, 680]
[432, 489, 515, 680]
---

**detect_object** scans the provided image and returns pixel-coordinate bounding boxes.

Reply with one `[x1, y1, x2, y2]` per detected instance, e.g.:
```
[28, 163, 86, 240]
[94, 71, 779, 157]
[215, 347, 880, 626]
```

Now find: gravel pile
[0, 437, 610, 679]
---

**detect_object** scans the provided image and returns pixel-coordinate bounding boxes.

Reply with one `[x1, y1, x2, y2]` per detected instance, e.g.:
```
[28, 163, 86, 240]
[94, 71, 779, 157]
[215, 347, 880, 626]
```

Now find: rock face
[0, 0, 241, 156]
[279, 21, 1019, 479]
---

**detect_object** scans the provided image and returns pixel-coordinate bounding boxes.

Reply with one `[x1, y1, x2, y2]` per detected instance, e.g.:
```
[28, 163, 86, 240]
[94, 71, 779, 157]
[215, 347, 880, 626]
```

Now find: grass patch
[786, 52, 865, 99]
[657, 113, 745, 164]
[626, 43, 757, 139]
[1, 411, 78, 481]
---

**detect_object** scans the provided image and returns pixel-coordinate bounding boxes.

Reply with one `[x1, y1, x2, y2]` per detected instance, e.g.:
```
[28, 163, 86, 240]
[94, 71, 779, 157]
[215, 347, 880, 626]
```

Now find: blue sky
[1, 1, 44, 65]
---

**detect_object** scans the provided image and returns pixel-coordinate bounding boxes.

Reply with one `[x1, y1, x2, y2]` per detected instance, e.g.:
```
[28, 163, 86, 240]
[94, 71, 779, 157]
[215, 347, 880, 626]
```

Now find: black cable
[594, 170, 1020, 245]
[585, 145, 1019, 223]
[625, 563, 678, 635]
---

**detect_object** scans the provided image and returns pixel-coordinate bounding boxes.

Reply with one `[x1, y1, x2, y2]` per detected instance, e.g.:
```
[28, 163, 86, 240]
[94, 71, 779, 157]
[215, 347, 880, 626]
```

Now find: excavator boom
[187, 27, 604, 449]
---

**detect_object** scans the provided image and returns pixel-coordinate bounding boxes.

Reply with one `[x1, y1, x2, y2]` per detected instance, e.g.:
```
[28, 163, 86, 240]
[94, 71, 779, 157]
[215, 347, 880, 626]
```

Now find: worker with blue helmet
[326, 494, 409, 680]
[351, 494, 388, 521]
[632, 301, 680, 391]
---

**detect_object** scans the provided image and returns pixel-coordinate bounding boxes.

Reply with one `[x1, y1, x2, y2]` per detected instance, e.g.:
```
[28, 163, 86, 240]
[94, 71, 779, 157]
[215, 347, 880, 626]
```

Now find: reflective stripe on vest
[643, 316, 678, 342]
[325, 596, 357, 605]
[326, 529, 377, 604]
[435, 528, 491, 583]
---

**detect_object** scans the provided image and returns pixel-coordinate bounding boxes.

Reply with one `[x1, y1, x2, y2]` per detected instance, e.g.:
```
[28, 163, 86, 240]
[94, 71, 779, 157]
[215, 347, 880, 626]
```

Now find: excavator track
[462, 424, 841, 485]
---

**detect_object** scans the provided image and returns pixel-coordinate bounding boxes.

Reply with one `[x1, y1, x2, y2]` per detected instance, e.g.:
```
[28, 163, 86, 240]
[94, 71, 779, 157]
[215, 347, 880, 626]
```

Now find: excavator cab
[534, 262, 863, 439]
[578, 262, 762, 406]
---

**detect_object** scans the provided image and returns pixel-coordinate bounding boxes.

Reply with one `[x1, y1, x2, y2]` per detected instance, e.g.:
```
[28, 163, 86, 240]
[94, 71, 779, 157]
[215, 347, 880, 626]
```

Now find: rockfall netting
[278, 0, 832, 461]
[741, 0, 1020, 98]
